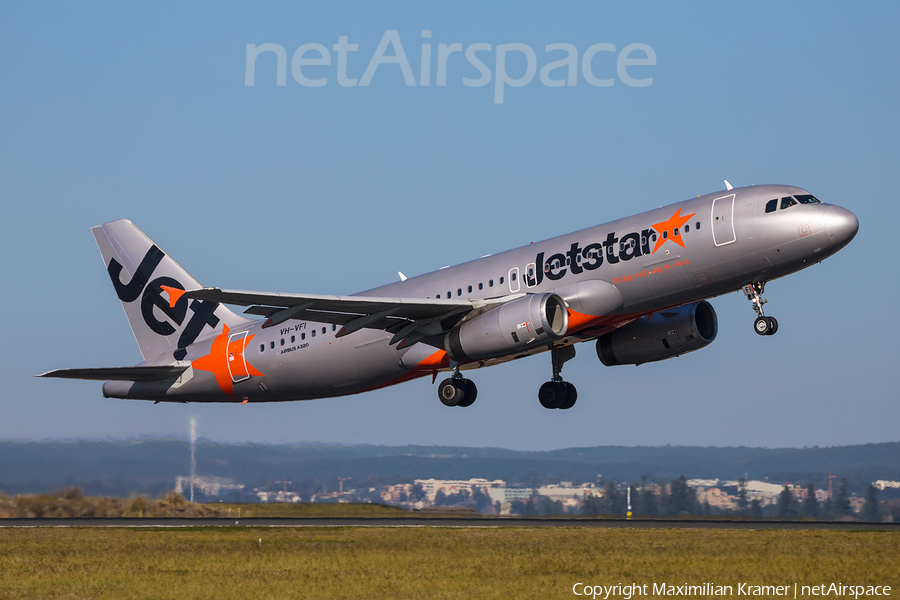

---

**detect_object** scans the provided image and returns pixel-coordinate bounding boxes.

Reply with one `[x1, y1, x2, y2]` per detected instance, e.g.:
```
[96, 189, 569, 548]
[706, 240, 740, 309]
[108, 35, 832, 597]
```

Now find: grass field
[1, 526, 897, 600]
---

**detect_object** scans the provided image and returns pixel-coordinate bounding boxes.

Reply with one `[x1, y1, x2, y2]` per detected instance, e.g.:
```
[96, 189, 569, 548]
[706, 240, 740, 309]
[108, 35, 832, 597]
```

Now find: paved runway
[1, 517, 896, 530]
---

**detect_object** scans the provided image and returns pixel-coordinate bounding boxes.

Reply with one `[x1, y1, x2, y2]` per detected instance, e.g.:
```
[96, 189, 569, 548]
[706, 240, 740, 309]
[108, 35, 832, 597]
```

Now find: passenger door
[711, 194, 736, 246]
[227, 330, 251, 383]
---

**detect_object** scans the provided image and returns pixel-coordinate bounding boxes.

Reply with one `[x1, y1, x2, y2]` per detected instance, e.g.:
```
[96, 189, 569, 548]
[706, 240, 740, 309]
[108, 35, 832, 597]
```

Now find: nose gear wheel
[743, 282, 778, 336]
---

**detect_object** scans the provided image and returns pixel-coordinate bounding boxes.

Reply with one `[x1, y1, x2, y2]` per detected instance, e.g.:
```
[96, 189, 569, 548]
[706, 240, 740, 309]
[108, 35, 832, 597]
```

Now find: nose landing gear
[538, 346, 577, 409]
[743, 282, 778, 336]
[438, 362, 477, 407]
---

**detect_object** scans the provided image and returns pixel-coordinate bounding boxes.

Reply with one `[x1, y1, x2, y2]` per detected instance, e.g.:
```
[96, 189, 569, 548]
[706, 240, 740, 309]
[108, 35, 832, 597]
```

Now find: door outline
[508, 267, 520, 293]
[227, 330, 251, 383]
[711, 194, 737, 246]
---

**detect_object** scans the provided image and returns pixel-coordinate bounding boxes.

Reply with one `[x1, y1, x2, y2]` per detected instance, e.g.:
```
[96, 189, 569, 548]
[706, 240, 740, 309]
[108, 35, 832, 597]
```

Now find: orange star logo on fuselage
[650, 208, 696, 254]
[192, 325, 263, 401]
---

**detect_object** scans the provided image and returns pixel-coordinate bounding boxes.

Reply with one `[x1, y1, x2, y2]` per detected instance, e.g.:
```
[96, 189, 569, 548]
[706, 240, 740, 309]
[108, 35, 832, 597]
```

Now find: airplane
[40, 182, 858, 410]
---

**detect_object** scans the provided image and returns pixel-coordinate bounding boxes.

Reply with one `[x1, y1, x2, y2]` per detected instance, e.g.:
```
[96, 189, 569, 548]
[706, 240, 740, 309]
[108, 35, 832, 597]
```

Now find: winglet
[160, 285, 187, 308]
[724, 180, 733, 191]
[398, 271, 407, 282]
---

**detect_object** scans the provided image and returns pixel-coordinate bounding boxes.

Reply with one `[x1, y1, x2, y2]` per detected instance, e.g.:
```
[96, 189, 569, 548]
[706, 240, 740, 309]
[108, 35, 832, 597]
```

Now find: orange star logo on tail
[192, 325, 263, 401]
[651, 208, 696, 254]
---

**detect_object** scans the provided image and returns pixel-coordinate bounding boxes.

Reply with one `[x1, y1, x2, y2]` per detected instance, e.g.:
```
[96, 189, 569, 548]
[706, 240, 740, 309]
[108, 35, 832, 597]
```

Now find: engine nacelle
[445, 293, 568, 361]
[596, 300, 718, 366]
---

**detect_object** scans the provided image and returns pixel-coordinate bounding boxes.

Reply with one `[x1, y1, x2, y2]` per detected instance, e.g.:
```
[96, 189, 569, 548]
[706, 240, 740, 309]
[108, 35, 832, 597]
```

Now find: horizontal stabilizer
[37, 364, 190, 382]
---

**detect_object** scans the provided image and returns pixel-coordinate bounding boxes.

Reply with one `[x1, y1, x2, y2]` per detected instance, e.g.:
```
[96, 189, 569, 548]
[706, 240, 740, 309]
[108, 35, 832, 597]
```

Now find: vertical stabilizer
[92, 220, 252, 361]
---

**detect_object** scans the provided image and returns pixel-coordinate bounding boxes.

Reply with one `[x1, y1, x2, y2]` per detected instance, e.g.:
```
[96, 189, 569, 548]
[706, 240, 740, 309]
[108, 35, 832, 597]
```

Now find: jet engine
[596, 300, 718, 366]
[445, 293, 568, 361]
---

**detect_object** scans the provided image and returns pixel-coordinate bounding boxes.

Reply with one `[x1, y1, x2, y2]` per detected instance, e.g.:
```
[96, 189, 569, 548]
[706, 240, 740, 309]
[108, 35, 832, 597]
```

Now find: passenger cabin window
[260, 344, 265, 353]
[695, 222, 700, 229]
[457, 288, 462, 296]
[291, 335, 295, 343]
[280, 338, 285, 346]
[781, 196, 797, 210]
[478, 282, 483, 290]
[795, 194, 821, 204]
[499, 276, 505, 284]
[468, 285, 472, 293]
[270, 341, 275, 349]
[684, 225, 689, 233]
[301, 333, 306, 340]
[489, 279, 494, 287]
[312, 330, 316, 337]
[322, 327, 326, 334]
[446, 291, 451, 298]
[765, 199, 778, 213]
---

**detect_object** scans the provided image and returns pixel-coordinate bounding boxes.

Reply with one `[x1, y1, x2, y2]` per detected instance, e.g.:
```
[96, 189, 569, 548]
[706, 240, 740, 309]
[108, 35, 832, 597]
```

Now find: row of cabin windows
[259, 324, 338, 352]
[433, 276, 505, 299]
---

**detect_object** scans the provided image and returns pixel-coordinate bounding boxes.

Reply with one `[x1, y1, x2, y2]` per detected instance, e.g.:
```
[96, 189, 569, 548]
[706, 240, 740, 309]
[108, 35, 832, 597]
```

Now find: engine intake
[445, 293, 568, 361]
[596, 300, 718, 366]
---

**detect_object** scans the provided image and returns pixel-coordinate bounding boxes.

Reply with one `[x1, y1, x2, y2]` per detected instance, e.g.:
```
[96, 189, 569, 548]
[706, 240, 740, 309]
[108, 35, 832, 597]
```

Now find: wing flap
[184, 288, 477, 334]
[38, 364, 190, 382]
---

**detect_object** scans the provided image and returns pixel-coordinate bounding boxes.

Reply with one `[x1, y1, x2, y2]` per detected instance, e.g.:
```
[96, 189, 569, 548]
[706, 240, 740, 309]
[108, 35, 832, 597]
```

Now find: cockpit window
[794, 194, 821, 204]
[780, 196, 797, 210]
[765, 199, 777, 213]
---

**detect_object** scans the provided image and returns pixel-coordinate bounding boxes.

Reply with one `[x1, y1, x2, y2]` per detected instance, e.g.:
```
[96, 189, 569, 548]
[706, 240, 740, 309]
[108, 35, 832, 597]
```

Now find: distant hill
[0, 439, 897, 498]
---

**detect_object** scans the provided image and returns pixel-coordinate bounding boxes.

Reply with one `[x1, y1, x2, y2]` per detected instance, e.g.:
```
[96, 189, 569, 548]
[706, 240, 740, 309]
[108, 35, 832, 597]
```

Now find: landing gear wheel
[744, 282, 778, 338]
[438, 378, 466, 407]
[559, 382, 577, 410]
[457, 379, 478, 407]
[539, 381, 564, 409]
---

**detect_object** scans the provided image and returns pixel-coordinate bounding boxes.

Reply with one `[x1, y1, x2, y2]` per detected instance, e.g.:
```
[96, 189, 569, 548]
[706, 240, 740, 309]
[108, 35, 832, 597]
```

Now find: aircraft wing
[183, 287, 523, 347]
[38, 364, 190, 381]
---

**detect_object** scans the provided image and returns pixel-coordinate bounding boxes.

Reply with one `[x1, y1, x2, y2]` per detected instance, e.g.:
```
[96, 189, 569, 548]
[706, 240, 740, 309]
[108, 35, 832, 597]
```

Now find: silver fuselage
[104, 184, 858, 402]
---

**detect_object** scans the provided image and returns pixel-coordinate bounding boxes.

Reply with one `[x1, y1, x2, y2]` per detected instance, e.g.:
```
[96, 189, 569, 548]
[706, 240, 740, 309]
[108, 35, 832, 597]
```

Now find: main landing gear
[743, 282, 778, 336]
[539, 346, 577, 410]
[438, 363, 477, 407]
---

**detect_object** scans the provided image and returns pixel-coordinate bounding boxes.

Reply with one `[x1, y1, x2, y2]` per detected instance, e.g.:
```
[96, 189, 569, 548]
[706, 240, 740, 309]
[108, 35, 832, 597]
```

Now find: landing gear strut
[538, 346, 577, 410]
[743, 282, 778, 336]
[438, 362, 477, 407]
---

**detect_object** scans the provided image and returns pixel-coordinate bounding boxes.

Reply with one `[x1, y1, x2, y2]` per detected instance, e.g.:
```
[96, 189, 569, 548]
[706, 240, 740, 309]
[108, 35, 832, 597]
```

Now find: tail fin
[92, 219, 252, 361]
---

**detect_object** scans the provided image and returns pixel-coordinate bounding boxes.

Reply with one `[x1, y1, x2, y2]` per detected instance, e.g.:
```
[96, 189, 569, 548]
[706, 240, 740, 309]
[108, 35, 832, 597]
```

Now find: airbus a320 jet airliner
[41, 183, 858, 410]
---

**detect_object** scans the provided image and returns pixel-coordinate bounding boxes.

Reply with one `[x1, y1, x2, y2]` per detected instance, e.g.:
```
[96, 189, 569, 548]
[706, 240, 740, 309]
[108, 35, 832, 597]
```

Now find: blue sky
[1, 2, 897, 450]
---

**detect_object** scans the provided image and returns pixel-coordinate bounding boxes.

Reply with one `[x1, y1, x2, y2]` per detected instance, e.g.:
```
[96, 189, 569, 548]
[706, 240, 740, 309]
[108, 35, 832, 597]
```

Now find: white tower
[189, 416, 197, 503]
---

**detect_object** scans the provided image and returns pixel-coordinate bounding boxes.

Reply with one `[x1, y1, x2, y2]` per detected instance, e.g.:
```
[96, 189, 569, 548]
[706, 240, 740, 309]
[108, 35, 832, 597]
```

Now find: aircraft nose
[823, 205, 859, 249]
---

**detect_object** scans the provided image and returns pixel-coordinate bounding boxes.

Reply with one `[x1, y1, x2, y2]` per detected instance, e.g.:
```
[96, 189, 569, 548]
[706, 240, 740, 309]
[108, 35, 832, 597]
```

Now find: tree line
[496, 476, 889, 521]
